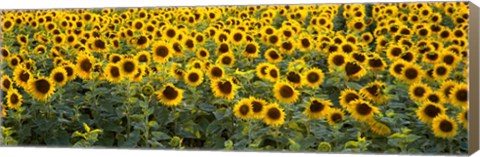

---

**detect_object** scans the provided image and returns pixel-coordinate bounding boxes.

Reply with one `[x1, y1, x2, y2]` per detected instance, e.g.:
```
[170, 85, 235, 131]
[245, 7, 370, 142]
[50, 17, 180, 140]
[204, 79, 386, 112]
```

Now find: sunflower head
[457, 109, 468, 129]
[119, 58, 139, 79]
[304, 98, 332, 119]
[105, 63, 123, 83]
[1, 75, 13, 92]
[184, 68, 204, 87]
[409, 82, 432, 102]
[76, 53, 96, 80]
[262, 103, 285, 127]
[347, 99, 379, 122]
[367, 120, 392, 136]
[248, 97, 268, 119]
[273, 81, 299, 104]
[211, 78, 237, 100]
[155, 83, 184, 107]
[416, 102, 446, 124]
[432, 114, 458, 139]
[400, 63, 423, 84]
[302, 67, 325, 88]
[326, 108, 345, 126]
[27, 77, 56, 101]
[449, 83, 468, 109]
[344, 61, 367, 80]
[359, 80, 388, 104]
[151, 41, 173, 63]
[50, 67, 68, 86]
[233, 98, 252, 120]
[6, 88, 23, 110]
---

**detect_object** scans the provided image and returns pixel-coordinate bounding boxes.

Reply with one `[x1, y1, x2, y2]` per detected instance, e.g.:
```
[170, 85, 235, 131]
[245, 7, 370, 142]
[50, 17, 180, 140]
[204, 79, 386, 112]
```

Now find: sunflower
[366, 55, 386, 71]
[196, 48, 210, 60]
[367, 120, 392, 136]
[279, 39, 296, 54]
[182, 37, 196, 51]
[1, 18, 15, 32]
[424, 91, 446, 105]
[216, 42, 231, 55]
[339, 42, 356, 54]
[1, 46, 10, 59]
[108, 54, 123, 64]
[8, 55, 21, 69]
[350, 52, 367, 64]
[75, 53, 95, 80]
[386, 45, 404, 61]
[119, 58, 138, 78]
[211, 78, 237, 100]
[416, 102, 446, 124]
[285, 71, 303, 88]
[449, 83, 468, 109]
[326, 108, 345, 125]
[344, 61, 367, 80]
[360, 80, 388, 104]
[249, 97, 268, 119]
[1, 106, 6, 118]
[135, 51, 151, 64]
[151, 41, 173, 63]
[440, 50, 460, 68]
[61, 62, 77, 81]
[439, 80, 457, 100]
[13, 66, 32, 89]
[457, 109, 468, 129]
[27, 77, 56, 101]
[302, 67, 324, 88]
[265, 64, 280, 82]
[1, 75, 13, 92]
[6, 88, 23, 110]
[155, 83, 184, 107]
[297, 35, 314, 52]
[263, 103, 285, 127]
[233, 98, 252, 120]
[217, 53, 235, 67]
[431, 63, 451, 81]
[243, 41, 260, 58]
[184, 68, 204, 87]
[265, 34, 281, 46]
[339, 89, 361, 109]
[230, 30, 246, 45]
[273, 81, 299, 104]
[408, 82, 432, 102]
[104, 63, 123, 83]
[389, 60, 408, 78]
[347, 99, 379, 122]
[400, 63, 423, 84]
[422, 51, 440, 64]
[207, 64, 224, 80]
[431, 114, 458, 139]
[50, 67, 68, 86]
[163, 26, 178, 40]
[304, 98, 332, 119]
[264, 48, 283, 63]
[16, 34, 28, 46]
[256, 62, 272, 80]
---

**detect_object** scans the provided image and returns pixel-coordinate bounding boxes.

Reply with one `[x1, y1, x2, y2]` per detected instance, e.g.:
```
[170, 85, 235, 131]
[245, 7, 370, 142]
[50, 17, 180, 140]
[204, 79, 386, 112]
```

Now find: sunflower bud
[318, 142, 332, 152]
[169, 136, 182, 147]
[142, 84, 154, 96]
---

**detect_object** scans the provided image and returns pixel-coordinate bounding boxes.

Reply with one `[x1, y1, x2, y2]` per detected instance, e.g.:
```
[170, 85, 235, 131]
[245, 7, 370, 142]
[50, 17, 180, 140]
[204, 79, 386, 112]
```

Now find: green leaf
[151, 131, 171, 141]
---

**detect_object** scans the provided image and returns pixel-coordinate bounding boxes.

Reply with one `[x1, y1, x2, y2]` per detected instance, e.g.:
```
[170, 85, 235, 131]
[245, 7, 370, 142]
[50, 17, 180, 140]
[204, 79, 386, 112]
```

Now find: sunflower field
[0, 2, 470, 155]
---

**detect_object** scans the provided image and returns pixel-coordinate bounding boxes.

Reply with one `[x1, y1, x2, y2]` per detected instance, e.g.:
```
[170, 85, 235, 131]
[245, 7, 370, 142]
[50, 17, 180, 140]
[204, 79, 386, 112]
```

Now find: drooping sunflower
[151, 41, 173, 63]
[264, 48, 283, 63]
[416, 102, 446, 124]
[104, 63, 123, 83]
[243, 41, 260, 59]
[367, 120, 392, 136]
[211, 78, 237, 100]
[1, 75, 13, 92]
[304, 98, 332, 119]
[249, 96, 268, 119]
[184, 68, 204, 87]
[360, 80, 388, 104]
[409, 82, 432, 102]
[27, 77, 56, 101]
[344, 61, 367, 80]
[431, 114, 458, 139]
[75, 53, 95, 80]
[449, 83, 468, 109]
[207, 64, 225, 80]
[400, 63, 423, 84]
[326, 108, 345, 125]
[273, 81, 299, 104]
[328, 52, 349, 67]
[13, 66, 32, 89]
[302, 67, 325, 88]
[6, 88, 23, 110]
[233, 98, 252, 120]
[50, 67, 68, 86]
[217, 52, 235, 67]
[155, 83, 184, 107]
[119, 58, 138, 78]
[457, 109, 468, 129]
[263, 103, 285, 127]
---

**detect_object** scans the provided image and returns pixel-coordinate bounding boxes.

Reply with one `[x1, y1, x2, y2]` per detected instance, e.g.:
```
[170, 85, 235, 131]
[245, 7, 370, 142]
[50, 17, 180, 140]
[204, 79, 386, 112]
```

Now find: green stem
[173, 106, 177, 136]
[125, 81, 131, 139]
[306, 119, 311, 138]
